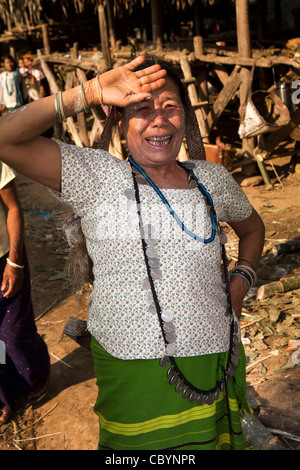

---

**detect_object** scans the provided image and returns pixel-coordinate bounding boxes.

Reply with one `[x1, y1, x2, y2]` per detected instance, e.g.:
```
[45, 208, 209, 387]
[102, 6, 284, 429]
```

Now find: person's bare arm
[228, 208, 265, 318]
[0, 56, 166, 192]
[0, 181, 25, 298]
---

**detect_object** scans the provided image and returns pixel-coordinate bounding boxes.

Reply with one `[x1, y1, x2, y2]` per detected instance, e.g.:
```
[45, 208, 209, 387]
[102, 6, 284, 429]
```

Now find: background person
[0, 162, 50, 424]
[0, 55, 25, 113]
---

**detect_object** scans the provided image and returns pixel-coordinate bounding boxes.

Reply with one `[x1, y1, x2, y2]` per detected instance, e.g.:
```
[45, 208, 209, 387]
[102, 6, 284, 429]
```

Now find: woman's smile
[145, 135, 172, 148]
[121, 76, 185, 168]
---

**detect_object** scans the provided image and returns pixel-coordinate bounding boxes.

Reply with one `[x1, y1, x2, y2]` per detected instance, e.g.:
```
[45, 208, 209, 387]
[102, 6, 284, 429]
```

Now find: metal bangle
[6, 258, 24, 269]
[58, 91, 67, 122]
[80, 83, 88, 114]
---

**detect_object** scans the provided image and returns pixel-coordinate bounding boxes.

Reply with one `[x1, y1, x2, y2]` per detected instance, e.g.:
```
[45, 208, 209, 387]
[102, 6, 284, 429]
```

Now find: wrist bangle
[80, 83, 88, 114]
[6, 258, 24, 269]
[58, 91, 67, 122]
[236, 258, 256, 271]
[96, 75, 103, 106]
[54, 91, 67, 123]
[229, 272, 251, 292]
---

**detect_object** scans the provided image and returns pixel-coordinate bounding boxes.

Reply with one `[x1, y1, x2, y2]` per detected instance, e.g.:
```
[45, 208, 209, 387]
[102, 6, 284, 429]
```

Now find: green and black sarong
[91, 337, 251, 450]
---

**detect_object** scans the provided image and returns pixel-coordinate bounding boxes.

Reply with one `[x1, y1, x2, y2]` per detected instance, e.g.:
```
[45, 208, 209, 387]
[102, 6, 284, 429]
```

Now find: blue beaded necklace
[128, 155, 217, 244]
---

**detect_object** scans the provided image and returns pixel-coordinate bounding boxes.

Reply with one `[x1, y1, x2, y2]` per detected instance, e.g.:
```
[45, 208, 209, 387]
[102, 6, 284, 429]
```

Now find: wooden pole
[206, 65, 242, 130]
[70, 44, 89, 147]
[106, 0, 116, 52]
[41, 24, 51, 55]
[98, 4, 112, 69]
[151, 0, 163, 50]
[180, 54, 209, 143]
[235, 0, 255, 158]
[193, 0, 209, 118]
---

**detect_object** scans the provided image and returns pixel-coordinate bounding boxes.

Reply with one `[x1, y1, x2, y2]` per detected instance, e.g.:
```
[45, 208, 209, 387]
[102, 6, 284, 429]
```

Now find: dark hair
[3, 54, 17, 70]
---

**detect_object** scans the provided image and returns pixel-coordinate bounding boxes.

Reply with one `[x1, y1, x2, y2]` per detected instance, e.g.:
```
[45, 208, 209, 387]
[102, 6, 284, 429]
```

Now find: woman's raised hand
[95, 56, 167, 108]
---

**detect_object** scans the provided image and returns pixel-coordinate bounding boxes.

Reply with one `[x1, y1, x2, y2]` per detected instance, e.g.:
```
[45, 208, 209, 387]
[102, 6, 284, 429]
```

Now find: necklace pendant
[165, 332, 177, 343]
[189, 391, 198, 403]
[160, 356, 170, 367]
[146, 246, 159, 258]
[175, 381, 186, 393]
[124, 188, 135, 200]
[163, 321, 175, 333]
[182, 161, 196, 169]
[166, 343, 176, 356]
[161, 310, 173, 322]
[136, 176, 148, 185]
[197, 394, 206, 406]
[144, 237, 158, 245]
[189, 179, 198, 189]
[219, 232, 228, 245]
[131, 166, 140, 174]
[148, 258, 160, 268]
[182, 387, 192, 399]
[150, 268, 162, 279]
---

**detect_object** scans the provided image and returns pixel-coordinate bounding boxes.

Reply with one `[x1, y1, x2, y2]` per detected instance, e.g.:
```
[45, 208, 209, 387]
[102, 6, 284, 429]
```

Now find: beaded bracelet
[6, 258, 24, 269]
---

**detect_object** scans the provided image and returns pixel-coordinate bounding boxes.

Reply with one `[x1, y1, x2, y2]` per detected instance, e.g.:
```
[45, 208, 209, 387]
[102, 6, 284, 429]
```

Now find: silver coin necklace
[127, 155, 240, 407]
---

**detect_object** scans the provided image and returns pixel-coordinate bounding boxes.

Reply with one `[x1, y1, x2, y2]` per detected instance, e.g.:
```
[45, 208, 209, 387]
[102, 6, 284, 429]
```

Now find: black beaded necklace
[128, 157, 240, 406]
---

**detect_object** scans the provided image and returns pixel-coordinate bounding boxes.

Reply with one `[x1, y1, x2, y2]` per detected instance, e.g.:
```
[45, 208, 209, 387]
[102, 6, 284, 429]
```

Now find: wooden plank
[206, 65, 242, 129]
[180, 54, 209, 142]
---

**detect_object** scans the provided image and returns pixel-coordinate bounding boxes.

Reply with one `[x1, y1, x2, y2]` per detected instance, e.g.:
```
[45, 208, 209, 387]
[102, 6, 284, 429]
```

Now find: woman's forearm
[6, 206, 24, 264]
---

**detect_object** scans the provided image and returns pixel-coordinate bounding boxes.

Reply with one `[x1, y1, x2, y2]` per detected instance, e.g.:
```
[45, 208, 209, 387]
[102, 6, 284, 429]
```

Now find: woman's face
[121, 76, 185, 168]
[4, 58, 15, 72]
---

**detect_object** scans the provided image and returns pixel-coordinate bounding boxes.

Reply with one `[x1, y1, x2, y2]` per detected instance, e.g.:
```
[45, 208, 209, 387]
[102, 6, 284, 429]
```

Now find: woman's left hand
[229, 276, 249, 320]
[1, 264, 24, 298]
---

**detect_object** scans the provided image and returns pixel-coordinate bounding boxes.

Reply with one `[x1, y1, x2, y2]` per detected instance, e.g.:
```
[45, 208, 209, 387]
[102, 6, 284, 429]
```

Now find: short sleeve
[193, 161, 253, 224]
[0, 161, 17, 190]
[215, 165, 253, 222]
[50, 142, 116, 216]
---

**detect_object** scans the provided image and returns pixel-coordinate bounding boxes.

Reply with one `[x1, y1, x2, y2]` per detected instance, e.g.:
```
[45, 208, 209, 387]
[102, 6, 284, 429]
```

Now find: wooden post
[41, 24, 51, 55]
[151, 0, 163, 50]
[98, 4, 112, 69]
[193, 0, 209, 118]
[235, 0, 255, 158]
[180, 54, 209, 143]
[106, 0, 116, 52]
[206, 65, 242, 130]
[70, 45, 89, 147]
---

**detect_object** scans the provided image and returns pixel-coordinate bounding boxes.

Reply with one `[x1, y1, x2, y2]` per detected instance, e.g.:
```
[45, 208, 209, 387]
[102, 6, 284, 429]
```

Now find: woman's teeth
[146, 136, 171, 146]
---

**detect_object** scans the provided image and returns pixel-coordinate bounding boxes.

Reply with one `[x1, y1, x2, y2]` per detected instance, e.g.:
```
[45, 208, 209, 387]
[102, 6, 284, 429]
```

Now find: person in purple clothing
[0, 162, 50, 424]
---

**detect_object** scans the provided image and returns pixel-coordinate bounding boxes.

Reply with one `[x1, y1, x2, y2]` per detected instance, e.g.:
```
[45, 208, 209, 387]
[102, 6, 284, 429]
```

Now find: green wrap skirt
[91, 337, 251, 450]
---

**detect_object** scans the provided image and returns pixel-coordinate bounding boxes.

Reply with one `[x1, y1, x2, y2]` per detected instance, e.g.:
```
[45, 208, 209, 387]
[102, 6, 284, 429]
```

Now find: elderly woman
[0, 56, 264, 449]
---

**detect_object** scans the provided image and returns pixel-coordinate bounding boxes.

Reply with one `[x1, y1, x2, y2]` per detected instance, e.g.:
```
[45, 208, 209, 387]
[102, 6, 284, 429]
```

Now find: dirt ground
[1, 147, 300, 450]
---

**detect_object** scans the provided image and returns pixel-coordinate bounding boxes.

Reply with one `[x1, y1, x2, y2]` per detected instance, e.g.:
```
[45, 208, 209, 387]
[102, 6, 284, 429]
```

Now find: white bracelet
[6, 258, 24, 269]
